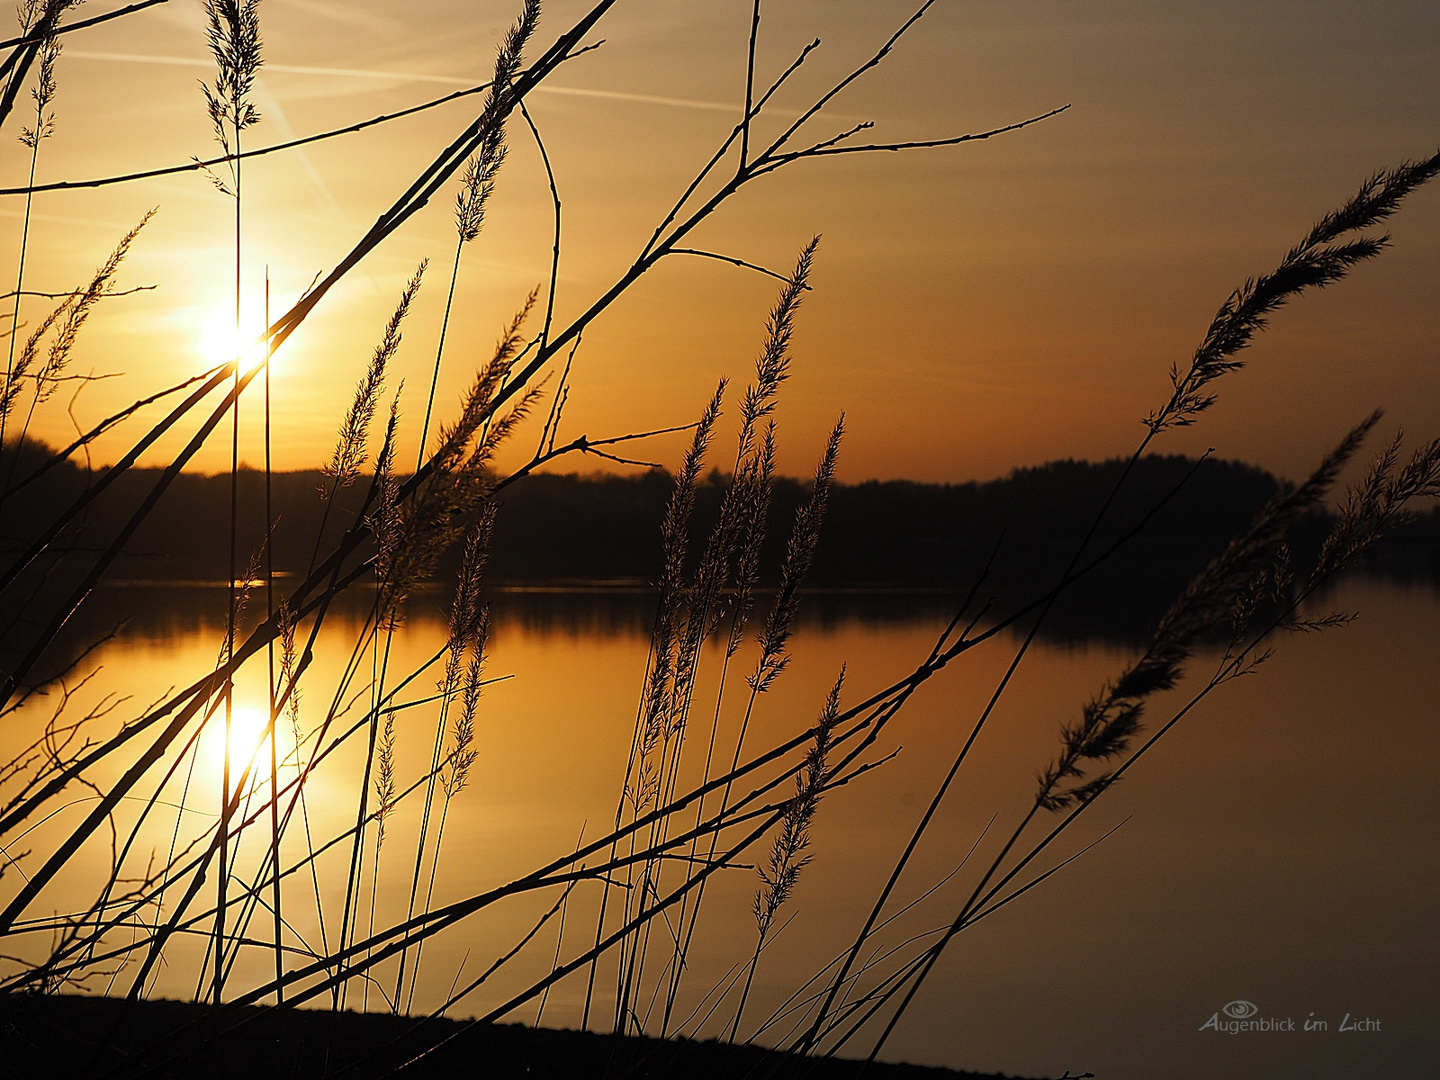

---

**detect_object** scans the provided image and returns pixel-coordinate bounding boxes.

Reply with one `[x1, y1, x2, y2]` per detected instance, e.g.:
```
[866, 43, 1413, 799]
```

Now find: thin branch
[0, 366, 221, 503]
[0, 0, 168, 52]
[0, 37, 603, 198]
[0, 284, 155, 300]
[752, 105, 1071, 176]
[754, 0, 937, 164]
[638, 36, 820, 263]
[739, 0, 761, 167]
[518, 99, 561, 353]
[496, 422, 697, 492]
[669, 248, 811, 287]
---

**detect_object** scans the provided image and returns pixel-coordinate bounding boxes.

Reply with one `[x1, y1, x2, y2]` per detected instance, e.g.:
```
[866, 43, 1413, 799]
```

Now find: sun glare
[200, 704, 276, 782]
[196, 307, 274, 376]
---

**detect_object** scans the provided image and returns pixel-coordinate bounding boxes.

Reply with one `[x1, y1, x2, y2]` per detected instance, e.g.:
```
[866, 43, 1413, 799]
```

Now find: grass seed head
[326, 262, 425, 490]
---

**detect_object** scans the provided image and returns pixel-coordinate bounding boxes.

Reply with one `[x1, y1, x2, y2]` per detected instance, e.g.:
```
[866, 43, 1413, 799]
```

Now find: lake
[1, 575, 1436, 1080]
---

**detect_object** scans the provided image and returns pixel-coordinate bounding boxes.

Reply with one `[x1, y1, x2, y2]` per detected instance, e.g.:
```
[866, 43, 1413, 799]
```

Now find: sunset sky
[4, 0, 1438, 482]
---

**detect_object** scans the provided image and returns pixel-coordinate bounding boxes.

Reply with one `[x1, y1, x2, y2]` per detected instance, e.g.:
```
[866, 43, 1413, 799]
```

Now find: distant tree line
[2, 443, 1436, 660]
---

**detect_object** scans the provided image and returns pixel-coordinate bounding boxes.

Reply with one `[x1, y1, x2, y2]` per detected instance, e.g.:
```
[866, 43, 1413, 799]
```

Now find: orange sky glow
[4, 0, 1438, 483]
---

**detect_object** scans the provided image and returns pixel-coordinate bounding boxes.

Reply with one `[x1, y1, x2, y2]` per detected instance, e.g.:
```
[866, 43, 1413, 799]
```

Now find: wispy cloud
[536, 85, 736, 113]
[67, 50, 474, 84]
[269, 0, 404, 33]
[66, 51, 741, 111]
[250, 77, 345, 219]
[0, 207, 141, 230]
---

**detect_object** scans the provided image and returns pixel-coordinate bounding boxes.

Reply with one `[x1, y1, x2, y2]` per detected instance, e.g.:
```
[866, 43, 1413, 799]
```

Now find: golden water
[2, 578, 1434, 1080]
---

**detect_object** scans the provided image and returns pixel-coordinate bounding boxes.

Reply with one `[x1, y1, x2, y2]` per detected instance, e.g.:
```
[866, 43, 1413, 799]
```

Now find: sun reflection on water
[199, 704, 276, 785]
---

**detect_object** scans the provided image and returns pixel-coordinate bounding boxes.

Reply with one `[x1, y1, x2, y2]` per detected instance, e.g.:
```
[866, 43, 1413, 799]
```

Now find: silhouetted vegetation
[5, 442, 1435, 662]
[0, 993, 1038, 1080]
[3, 445, 1300, 584]
[2, 1, 1438, 1078]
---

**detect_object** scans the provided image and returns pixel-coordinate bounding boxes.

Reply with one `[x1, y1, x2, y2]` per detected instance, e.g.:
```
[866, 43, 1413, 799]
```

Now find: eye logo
[1224, 1000, 1258, 1019]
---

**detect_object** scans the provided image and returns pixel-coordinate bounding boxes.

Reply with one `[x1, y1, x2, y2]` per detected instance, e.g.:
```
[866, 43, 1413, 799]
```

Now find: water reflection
[77, 583, 996, 643]
[1, 577, 1435, 1080]
[198, 703, 273, 783]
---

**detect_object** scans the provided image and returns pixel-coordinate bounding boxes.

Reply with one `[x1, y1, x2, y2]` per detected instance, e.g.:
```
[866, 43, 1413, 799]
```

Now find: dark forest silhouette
[3, 441, 1436, 666]
[0, 443, 1314, 583]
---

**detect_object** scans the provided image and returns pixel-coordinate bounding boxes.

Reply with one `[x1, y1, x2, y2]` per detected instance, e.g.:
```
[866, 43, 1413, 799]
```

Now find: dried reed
[1, 5, 1434, 1078]
[730, 668, 842, 1041]
[416, 0, 538, 469]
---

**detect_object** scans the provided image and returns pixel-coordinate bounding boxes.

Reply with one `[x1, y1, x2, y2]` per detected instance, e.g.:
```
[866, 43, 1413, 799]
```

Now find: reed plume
[0, 293, 68, 422]
[627, 382, 724, 812]
[1149, 151, 1440, 433]
[368, 393, 406, 629]
[445, 510, 497, 687]
[389, 377, 540, 604]
[3, 0, 81, 442]
[725, 422, 777, 658]
[1037, 411, 1381, 812]
[424, 290, 535, 472]
[684, 238, 816, 660]
[456, 146, 503, 246]
[428, 609, 491, 931]
[326, 263, 426, 491]
[623, 315, 812, 1020]
[651, 255, 824, 1029]
[394, 509, 495, 1012]
[16, 0, 74, 150]
[758, 671, 841, 928]
[200, 0, 262, 176]
[644, 249, 815, 1030]
[444, 645, 484, 802]
[749, 416, 843, 694]
[731, 668, 843, 1040]
[735, 239, 815, 459]
[1312, 433, 1440, 583]
[635, 241, 819, 1008]
[420, 511, 497, 822]
[373, 712, 396, 849]
[416, 0, 538, 465]
[597, 378, 730, 1033]
[276, 598, 301, 739]
[1, 212, 150, 424]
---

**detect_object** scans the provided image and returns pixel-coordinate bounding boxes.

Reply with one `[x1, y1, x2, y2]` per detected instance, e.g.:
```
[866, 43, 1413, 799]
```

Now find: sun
[195, 305, 275, 376]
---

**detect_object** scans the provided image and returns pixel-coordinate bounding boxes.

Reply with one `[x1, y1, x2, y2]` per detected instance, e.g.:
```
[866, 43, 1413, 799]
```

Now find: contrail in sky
[66, 51, 741, 112]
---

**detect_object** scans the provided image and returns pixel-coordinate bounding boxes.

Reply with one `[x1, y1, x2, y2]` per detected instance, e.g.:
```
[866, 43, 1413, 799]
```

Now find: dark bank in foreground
[0, 995, 1046, 1080]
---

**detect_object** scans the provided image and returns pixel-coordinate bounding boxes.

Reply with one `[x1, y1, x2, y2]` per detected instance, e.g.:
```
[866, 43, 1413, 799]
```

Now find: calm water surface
[3, 578, 1436, 1080]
